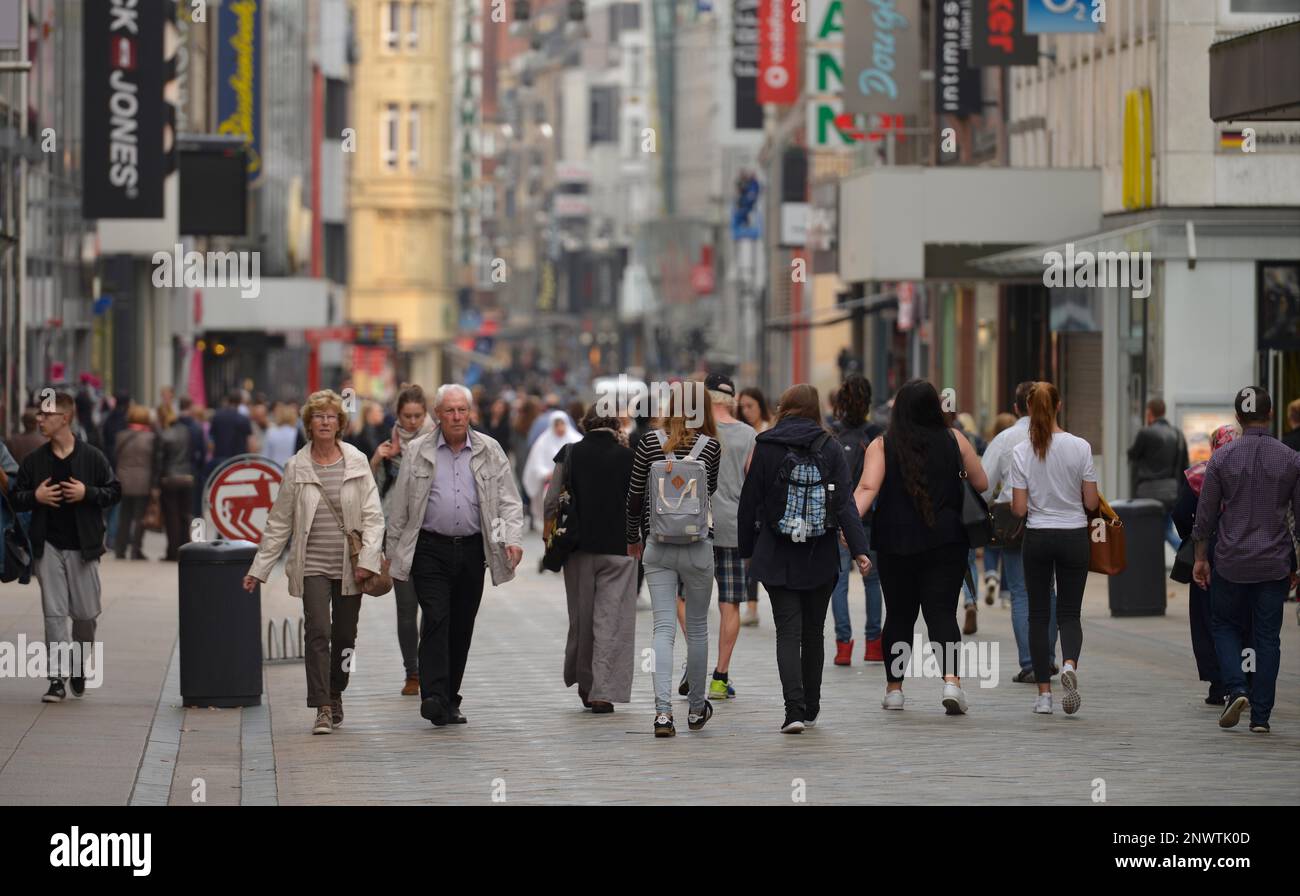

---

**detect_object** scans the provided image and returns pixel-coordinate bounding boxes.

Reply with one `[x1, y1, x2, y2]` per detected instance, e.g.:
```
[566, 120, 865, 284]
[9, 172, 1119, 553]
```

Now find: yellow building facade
[349, 0, 455, 388]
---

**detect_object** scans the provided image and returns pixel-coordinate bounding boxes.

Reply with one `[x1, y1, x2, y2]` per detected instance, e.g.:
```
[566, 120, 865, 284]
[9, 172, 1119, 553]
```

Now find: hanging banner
[83, 0, 167, 218]
[216, 0, 264, 184]
[758, 0, 799, 105]
[843, 0, 924, 120]
[970, 0, 1040, 66]
[733, 0, 763, 129]
[934, 0, 982, 118]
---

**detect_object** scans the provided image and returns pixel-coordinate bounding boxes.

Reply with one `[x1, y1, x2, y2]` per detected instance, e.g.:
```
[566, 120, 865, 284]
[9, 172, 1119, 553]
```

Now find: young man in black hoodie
[11, 391, 121, 702]
[739, 384, 870, 733]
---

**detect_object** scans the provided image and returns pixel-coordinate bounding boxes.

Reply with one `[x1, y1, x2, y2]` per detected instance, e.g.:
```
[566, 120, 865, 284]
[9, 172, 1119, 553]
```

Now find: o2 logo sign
[1023, 0, 1104, 33]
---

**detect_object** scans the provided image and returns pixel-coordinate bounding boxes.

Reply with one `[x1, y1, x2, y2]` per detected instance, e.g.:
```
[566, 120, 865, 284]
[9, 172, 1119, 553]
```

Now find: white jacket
[246, 442, 385, 597]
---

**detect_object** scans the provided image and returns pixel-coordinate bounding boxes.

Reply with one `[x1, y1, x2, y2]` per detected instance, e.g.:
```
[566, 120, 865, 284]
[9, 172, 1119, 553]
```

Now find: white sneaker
[941, 682, 968, 715]
[881, 689, 905, 711]
[983, 572, 998, 605]
[1060, 667, 1081, 715]
[1033, 693, 1054, 714]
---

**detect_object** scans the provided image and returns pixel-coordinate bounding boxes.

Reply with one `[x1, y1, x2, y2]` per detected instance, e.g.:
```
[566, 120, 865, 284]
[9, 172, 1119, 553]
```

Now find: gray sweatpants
[643, 539, 713, 714]
[562, 551, 638, 703]
[36, 548, 101, 680]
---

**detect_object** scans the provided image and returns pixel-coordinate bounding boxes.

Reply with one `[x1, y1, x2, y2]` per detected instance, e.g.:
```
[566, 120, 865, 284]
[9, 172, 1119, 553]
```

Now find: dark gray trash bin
[178, 539, 262, 707]
[1107, 498, 1168, 617]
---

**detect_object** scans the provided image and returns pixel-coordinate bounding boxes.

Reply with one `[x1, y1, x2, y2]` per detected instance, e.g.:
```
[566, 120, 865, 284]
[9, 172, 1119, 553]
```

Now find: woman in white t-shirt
[1008, 382, 1100, 716]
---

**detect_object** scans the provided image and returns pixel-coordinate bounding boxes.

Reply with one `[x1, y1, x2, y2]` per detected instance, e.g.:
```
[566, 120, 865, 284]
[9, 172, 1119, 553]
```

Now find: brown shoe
[312, 706, 333, 735]
[331, 694, 343, 727]
[401, 675, 419, 696]
[962, 605, 978, 636]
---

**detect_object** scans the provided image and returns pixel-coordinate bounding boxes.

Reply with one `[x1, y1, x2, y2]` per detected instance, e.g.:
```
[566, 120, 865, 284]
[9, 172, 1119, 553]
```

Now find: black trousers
[411, 530, 487, 711]
[1022, 527, 1090, 683]
[114, 495, 148, 558]
[160, 479, 193, 560]
[767, 583, 834, 717]
[876, 544, 968, 683]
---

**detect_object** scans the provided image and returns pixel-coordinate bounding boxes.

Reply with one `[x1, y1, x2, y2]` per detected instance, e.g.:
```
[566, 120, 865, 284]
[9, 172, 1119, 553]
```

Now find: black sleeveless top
[872, 428, 968, 555]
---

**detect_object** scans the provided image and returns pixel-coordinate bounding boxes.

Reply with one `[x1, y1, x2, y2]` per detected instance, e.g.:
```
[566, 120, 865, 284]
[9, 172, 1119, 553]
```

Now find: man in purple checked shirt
[1192, 386, 1300, 734]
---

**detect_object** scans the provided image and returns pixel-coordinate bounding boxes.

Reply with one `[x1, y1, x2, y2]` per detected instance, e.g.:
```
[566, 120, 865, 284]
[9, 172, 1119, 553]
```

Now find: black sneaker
[1205, 689, 1225, 706]
[69, 677, 85, 697]
[1219, 693, 1249, 729]
[1012, 668, 1037, 683]
[654, 712, 676, 738]
[687, 700, 713, 731]
[42, 679, 66, 703]
[1249, 722, 1270, 734]
[780, 713, 805, 734]
[677, 666, 689, 696]
[804, 708, 819, 729]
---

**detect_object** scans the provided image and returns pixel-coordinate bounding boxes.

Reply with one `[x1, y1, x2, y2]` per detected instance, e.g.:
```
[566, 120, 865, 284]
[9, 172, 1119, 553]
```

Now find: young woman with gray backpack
[625, 385, 721, 738]
[738, 384, 872, 734]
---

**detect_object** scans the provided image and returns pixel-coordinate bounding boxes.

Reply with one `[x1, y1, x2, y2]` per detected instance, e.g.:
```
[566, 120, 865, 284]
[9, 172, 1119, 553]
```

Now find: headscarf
[523, 410, 581, 499]
[1184, 424, 1241, 496]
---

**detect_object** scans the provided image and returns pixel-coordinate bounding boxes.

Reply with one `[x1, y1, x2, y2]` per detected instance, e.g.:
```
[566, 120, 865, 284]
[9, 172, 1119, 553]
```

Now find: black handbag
[955, 437, 994, 548]
[1170, 536, 1196, 585]
[991, 501, 1025, 549]
[542, 446, 580, 573]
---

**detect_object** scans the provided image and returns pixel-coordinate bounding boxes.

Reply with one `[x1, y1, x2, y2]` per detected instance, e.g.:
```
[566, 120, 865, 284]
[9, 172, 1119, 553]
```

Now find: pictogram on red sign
[204, 455, 283, 543]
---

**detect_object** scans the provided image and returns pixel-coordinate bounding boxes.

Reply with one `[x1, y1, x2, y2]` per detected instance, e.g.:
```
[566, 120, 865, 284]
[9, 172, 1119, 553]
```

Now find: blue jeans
[643, 539, 713, 714]
[832, 538, 883, 642]
[1004, 547, 1057, 673]
[1164, 515, 1181, 553]
[1210, 572, 1288, 726]
[961, 549, 980, 606]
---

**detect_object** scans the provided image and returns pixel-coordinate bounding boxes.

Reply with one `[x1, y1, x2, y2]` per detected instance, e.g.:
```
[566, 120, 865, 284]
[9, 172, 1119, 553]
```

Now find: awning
[972, 207, 1300, 277]
[1210, 18, 1300, 122]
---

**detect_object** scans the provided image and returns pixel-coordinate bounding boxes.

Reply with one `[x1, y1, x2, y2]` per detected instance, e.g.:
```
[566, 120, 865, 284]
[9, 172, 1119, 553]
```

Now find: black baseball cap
[704, 373, 735, 396]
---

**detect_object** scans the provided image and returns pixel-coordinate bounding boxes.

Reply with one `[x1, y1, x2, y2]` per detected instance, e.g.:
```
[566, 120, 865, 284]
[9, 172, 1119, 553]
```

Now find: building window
[384, 1, 400, 51]
[382, 104, 399, 170]
[408, 3, 420, 50]
[407, 105, 421, 169]
[589, 86, 619, 145]
[325, 78, 348, 137]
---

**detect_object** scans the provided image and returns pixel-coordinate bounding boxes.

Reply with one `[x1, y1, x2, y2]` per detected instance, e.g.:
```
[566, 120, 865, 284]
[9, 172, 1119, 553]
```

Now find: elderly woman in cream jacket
[244, 390, 385, 735]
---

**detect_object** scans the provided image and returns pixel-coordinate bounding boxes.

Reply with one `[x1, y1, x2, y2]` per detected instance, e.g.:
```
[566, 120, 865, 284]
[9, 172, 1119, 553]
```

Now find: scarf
[1184, 424, 1241, 496]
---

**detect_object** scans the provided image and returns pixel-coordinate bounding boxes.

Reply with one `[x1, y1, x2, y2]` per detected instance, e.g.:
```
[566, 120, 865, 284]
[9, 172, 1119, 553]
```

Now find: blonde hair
[158, 404, 177, 428]
[301, 390, 347, 440]
[274, 402, 298, 427]
[127, 404, 152, 426]
[661, 382, 717, 454]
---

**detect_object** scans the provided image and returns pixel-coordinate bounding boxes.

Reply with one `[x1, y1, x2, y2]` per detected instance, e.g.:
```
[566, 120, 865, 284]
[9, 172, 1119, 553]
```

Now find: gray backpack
[648, 429, 712, 544]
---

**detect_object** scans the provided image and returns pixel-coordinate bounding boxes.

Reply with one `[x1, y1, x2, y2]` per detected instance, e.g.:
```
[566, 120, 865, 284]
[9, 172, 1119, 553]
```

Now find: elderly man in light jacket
[386, 383, 525, 726]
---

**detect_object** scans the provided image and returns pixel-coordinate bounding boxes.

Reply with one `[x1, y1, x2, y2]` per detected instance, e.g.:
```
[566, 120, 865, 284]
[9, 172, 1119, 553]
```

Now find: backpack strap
[684, 433, 711, 461]
[812, 432, 831, 454]
[651, 429, 668, 455]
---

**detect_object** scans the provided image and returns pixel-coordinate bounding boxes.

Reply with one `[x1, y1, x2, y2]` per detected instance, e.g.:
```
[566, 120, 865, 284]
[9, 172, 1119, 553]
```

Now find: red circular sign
[205, 455, 284, 543]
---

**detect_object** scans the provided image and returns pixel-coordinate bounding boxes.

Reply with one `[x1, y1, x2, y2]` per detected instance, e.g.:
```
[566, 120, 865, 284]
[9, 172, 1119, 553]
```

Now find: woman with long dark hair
[740, 384, 870, 732]
[830, 375, 885, 665]
[1009, 382, 1099, 715]
[853, 380, 987, 714]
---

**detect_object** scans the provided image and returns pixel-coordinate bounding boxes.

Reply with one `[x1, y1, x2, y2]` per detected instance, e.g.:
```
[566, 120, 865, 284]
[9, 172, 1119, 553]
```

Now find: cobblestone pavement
[2, 531, 1297, 805]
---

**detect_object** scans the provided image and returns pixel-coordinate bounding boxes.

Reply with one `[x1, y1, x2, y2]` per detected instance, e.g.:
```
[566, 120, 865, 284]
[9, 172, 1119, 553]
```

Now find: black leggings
[876, 543, 968, 684]
[1022, 528, 1090, 682]
[767, 583, 834, 716]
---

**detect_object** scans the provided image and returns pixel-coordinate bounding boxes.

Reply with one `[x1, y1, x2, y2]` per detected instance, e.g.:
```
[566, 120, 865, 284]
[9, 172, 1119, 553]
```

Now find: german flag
[1220, 130, 1245, 150]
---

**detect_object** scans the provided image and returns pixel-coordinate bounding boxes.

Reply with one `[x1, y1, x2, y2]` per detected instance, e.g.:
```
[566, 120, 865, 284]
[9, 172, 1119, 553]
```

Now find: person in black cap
[699, 373, 757, 702]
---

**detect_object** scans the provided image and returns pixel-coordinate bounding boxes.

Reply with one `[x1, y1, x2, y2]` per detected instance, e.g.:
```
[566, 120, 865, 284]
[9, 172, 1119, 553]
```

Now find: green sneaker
[708, 678, 735, 700]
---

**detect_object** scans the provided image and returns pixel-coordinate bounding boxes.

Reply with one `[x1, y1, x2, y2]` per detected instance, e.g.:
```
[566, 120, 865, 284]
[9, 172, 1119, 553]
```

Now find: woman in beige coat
[243, 390, 385, 735]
